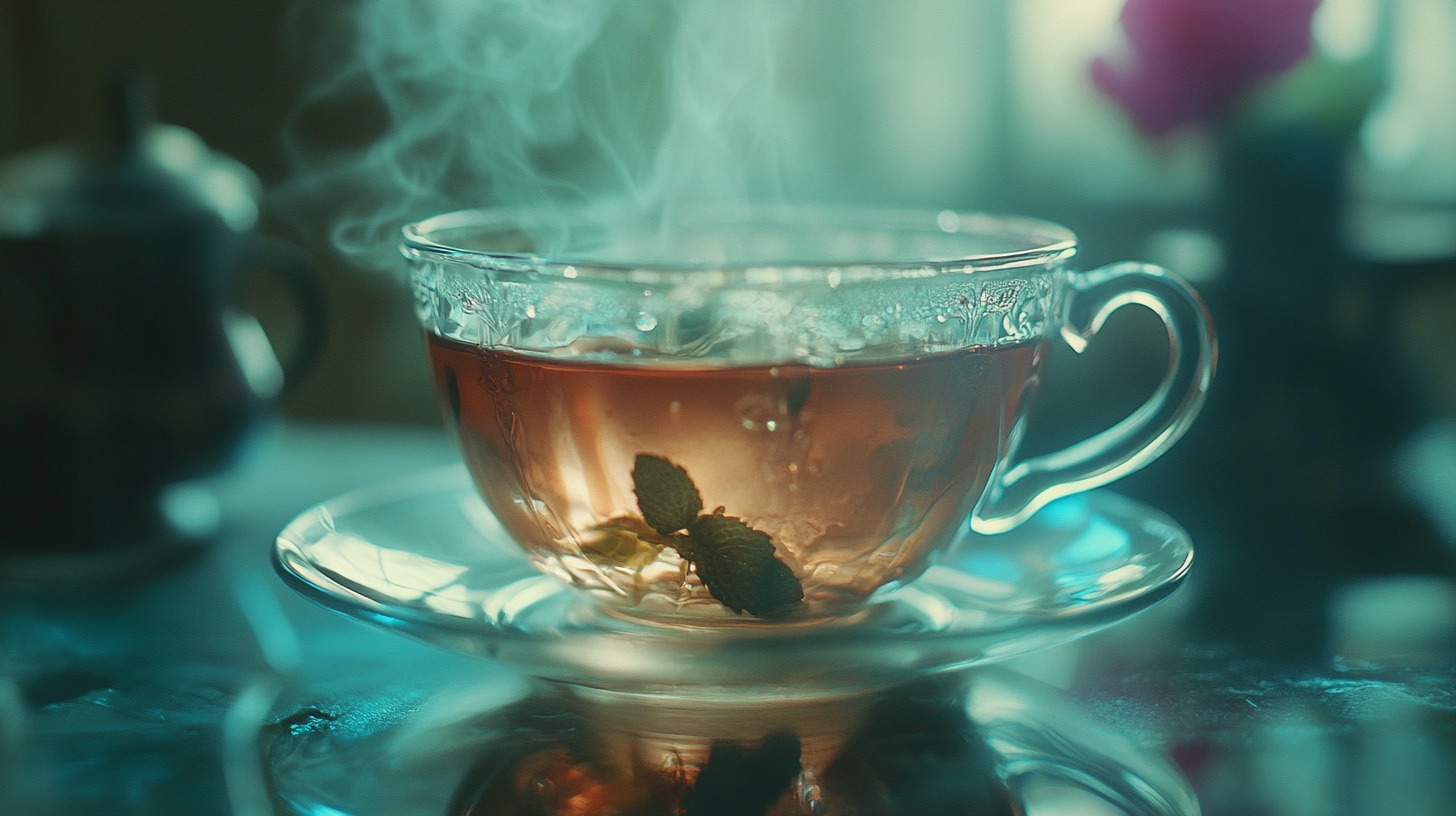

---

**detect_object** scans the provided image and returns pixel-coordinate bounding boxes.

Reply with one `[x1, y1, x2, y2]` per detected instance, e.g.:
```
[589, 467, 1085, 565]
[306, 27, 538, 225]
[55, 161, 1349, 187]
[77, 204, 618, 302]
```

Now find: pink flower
[1091, 0, 1322, 137]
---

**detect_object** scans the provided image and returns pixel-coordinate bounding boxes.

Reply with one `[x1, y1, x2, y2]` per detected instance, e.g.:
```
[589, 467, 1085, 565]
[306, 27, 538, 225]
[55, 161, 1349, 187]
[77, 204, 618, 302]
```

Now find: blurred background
[5, 1, 1456, 813]
[5, 0, 1456, 637]
[1, 1, 1450, 391]
[3, 0, 1453, 413]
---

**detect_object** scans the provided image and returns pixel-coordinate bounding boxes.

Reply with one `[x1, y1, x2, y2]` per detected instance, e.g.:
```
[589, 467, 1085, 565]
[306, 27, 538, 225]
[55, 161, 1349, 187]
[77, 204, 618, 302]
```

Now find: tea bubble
[736, 394, 782, 431]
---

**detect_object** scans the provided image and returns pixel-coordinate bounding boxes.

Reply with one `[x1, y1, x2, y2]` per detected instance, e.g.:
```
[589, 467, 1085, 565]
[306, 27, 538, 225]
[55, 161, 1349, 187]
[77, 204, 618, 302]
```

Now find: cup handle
[970, 262, 1216, 534]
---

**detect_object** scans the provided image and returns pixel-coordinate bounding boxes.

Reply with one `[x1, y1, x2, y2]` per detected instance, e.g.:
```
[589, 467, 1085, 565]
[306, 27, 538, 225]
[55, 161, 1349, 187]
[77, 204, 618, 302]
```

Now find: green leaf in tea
[580, 516, 670, 569]
[690, 510, 805, 617]
[631, 454, 804, 618]
[786, 378, 811, 417]
[632, 454, 702, 535]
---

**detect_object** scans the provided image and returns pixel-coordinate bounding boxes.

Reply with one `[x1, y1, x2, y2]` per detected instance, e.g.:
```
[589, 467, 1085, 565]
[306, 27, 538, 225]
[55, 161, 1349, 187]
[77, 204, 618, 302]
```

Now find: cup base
[589, 592, 877, 633]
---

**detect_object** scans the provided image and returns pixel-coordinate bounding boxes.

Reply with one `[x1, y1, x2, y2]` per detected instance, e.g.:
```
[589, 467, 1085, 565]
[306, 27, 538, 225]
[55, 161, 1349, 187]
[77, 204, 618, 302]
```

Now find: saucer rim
[274, 465, 1192, 686]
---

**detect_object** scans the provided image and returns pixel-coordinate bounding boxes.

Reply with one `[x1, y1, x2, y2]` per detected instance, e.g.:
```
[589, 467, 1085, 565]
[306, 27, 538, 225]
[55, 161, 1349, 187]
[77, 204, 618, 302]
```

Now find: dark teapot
[0, 74, 323, 573]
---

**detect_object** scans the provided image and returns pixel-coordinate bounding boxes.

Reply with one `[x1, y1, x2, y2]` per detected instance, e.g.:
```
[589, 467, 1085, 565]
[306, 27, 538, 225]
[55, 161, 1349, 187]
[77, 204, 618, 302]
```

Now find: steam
[284, 0, 815, 269]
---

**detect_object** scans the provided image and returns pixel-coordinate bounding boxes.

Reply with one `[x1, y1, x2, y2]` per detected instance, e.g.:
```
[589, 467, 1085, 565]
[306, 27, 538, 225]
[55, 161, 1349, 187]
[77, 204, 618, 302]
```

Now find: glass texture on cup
[403, 206, 1162, 622]
[406, 206, 1075, 364]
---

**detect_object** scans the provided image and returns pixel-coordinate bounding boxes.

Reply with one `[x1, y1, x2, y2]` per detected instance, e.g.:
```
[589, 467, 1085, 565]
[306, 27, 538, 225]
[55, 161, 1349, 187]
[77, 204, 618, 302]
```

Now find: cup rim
[401, 204, 1078, 284]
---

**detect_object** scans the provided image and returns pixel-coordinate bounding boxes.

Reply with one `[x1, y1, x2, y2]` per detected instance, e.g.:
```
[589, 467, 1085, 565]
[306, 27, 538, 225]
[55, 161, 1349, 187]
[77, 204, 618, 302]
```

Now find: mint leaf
[633, 454, 703, 535]
[630, 454, 803, 617]
[689, 510, 804, 617]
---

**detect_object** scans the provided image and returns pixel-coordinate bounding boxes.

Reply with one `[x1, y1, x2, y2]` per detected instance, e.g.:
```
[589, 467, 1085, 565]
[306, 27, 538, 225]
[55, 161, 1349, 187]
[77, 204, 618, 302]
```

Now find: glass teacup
[404, 206, 1213, 623]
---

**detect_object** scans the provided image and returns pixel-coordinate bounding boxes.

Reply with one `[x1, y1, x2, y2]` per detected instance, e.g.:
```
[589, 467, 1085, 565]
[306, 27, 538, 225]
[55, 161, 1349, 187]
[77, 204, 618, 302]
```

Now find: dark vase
[1174, 121, 1450, 661]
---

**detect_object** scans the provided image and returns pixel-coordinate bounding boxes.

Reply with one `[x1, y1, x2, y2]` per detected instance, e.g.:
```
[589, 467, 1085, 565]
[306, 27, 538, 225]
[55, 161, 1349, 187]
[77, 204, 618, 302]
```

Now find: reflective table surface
[3, 423, 1454, 815]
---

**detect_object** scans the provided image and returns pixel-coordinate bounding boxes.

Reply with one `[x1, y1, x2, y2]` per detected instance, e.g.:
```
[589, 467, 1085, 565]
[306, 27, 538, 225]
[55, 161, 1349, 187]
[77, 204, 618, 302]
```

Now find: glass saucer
[275, 466, 1192, 692]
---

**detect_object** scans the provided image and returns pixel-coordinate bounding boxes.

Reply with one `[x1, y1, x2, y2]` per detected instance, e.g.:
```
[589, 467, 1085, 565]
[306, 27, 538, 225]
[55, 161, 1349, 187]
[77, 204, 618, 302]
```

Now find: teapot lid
[0, 70, 261, 238]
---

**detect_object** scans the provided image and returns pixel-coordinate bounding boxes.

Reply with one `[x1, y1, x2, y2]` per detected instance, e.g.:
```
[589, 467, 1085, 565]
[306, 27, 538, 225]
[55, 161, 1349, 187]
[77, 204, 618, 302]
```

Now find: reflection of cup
[446, 675, 1016, 816]
[405, 206, 1214, 621]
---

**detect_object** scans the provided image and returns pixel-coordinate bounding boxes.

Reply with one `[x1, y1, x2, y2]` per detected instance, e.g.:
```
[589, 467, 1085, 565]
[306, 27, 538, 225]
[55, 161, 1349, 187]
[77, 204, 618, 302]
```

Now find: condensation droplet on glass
[826, 269, 842, 289]
[524, 303, 537, 319]
[765, 420, 778, 432]
[936, 313, 948, 323]
[936, 209, 960, 232]
[635, 312, 658, 331]
[562, 265, 578, 279]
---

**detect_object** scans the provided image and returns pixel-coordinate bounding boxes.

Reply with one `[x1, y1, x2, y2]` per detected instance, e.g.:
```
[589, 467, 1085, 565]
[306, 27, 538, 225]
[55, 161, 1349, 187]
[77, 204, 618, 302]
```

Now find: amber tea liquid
[428, 333, 1046, 618]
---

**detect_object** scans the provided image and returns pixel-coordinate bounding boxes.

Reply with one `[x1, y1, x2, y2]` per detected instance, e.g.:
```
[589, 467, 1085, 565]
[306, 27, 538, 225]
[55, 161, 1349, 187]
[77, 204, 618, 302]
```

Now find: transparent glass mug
[405, 206, 1214, 622]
